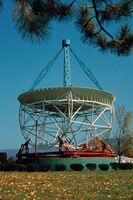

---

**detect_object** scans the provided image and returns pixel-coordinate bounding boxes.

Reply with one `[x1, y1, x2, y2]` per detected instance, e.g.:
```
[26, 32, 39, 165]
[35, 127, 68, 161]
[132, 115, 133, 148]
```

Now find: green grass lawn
[0, 170, 132, 200]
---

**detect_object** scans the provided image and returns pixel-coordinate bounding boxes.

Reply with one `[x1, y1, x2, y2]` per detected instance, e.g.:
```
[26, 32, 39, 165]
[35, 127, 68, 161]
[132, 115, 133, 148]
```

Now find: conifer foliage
[3, 1, 133, 55]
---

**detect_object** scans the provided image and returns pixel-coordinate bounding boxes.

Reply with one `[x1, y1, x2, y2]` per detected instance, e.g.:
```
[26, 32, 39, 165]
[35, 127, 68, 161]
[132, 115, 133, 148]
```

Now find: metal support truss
[19, 90, 114, 150]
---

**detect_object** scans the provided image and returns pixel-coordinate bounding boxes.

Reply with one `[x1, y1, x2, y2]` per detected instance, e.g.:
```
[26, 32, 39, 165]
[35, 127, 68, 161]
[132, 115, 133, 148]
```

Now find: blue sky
[0, 1, 133, 149]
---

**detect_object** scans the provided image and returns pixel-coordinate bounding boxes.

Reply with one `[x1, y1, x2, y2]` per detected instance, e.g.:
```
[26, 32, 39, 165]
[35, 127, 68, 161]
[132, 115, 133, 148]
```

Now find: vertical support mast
[62, 39, 71, 87]
[35, 121, 38, 154]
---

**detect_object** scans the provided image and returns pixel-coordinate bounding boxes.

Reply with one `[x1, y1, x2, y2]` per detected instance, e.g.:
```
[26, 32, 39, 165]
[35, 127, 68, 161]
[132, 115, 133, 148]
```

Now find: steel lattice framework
[18, 87, 115, 150]
[18, 40, 115, 153]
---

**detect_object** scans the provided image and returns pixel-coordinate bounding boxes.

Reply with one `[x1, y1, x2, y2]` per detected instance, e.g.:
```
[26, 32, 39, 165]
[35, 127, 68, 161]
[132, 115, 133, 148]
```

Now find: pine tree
[1, 1, 133, 55]
[11, 0, 133, 56]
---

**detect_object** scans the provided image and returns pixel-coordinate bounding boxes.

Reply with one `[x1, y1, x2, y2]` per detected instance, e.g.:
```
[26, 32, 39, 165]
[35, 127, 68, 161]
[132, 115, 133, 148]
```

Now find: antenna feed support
[62, 39, 70, 47]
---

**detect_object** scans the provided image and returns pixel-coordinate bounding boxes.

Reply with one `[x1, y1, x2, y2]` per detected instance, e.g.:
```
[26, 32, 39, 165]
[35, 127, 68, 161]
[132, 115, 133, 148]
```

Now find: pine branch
[14, 0, 50, 42]
[13, 0, 133, 56]
[96, 25, 133, 56]
[100, 0, 133, 22]
[92, 0, 115, 40]
[114, 25, 133, 55]
[54, 1, 75, 21]
[42, 0, 60, 19]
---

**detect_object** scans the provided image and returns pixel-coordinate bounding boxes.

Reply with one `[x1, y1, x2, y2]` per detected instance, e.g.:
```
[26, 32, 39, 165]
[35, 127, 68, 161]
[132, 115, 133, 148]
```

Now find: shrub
[16, 164, 26, 171]
[38, 165, 51, 172]
[118, 163, 133, 170]
[70, 163, 84, 171]
[86, 163, 97, 171]
[25, 164, 39, 172]
[110, 162, 119, 170]
[55, 164, 66, 171]
[0, 164, 8, 171]
[0, 163, 19, 171]
[7, 157, 16, 164]
[99, 164, 109, 171]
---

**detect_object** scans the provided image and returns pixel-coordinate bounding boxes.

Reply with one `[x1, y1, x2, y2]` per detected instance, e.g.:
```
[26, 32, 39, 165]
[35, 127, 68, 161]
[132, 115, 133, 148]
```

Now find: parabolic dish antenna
[18, 87, 115, 150]
[18, 40, 115, 151]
